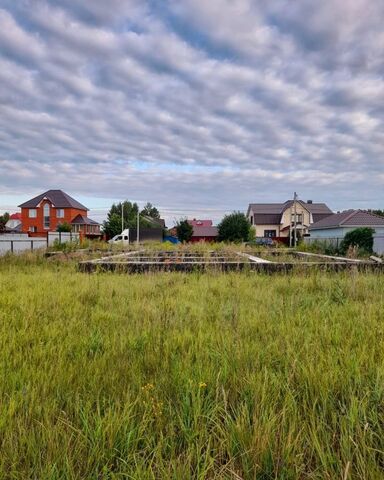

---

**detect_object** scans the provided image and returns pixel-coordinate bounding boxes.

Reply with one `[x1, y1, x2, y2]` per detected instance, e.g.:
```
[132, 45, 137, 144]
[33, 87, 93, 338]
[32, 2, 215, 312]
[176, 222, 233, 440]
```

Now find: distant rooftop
[19, 189, 88, 211]
[192, 226, 218, 237]
[310, 210, 384, 230]
[188, 219, 213, 227]
[71, 214, 99, 225]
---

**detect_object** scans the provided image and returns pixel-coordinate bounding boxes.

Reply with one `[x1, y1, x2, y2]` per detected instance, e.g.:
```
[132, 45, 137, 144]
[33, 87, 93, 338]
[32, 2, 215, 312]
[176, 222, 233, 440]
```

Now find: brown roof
[71, 214, 99, 225]
[252, 213, 282, 224]
[312, 213, 333, 223]
[310, 210, 384, 230]
[192, 226, 218, 237]
[19, 190, 88, 210]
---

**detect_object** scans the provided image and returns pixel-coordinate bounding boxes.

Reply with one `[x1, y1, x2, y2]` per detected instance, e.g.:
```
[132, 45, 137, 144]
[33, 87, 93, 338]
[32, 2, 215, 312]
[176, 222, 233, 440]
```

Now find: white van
[108, 229, 130, 244]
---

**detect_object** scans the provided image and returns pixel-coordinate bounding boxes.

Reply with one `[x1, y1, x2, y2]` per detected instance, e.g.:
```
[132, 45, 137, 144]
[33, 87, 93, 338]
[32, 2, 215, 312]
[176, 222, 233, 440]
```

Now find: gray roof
[310, 210, 384, 230]
[142, 215, 166, 228]
[71, 214, 99, 225]
[19, 190, 88, 211]
[248, 200, 332, 225]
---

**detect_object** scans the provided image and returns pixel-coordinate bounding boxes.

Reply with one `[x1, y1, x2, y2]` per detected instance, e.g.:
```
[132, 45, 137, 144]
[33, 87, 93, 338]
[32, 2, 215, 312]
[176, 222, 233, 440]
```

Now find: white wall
[373, 235, 384, 255]
[0, 232, 79, 255]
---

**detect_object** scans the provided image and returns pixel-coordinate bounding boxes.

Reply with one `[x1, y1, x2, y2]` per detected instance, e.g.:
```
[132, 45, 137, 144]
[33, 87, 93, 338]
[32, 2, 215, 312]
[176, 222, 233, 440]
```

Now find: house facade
[19, 190, 100, 236]
[309, 210, 384, 240]
[247, 200, 332, 242]
[188, 219, 218, 242]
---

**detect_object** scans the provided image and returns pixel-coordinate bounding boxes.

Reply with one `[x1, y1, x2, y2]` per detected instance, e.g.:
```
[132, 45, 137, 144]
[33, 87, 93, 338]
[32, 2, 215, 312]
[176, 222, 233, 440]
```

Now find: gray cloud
[0, 0, 384, 222]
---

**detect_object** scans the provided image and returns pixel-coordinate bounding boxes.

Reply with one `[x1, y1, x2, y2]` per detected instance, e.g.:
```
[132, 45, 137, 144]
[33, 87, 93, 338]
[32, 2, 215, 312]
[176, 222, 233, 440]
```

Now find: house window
[291, 213, 303, 224]
[57, 209, 64, 218]
[264, 230, 276, 238]
[250, 216, 254, 225]
[43, 203, 50, 229]
[29, 226, 37, 233]
[29, 209, 37, 218]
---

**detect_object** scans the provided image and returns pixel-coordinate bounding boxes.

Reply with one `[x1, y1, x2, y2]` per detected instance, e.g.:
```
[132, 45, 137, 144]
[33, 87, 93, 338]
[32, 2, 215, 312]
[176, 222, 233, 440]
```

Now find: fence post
[11, 241, 14, 253]
[59, 231, 62, 244]
[46, 232, 49, 247]
[70, 231, 72, 242]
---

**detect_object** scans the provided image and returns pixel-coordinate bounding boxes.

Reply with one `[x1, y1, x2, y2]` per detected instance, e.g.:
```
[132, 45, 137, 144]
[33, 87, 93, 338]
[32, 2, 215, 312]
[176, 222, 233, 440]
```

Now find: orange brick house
[19, 189, 100, 237]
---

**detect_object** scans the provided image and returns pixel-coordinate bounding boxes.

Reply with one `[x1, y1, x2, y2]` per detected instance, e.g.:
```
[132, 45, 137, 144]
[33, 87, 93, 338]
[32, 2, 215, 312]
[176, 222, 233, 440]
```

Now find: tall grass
[0, 253, 383, 478]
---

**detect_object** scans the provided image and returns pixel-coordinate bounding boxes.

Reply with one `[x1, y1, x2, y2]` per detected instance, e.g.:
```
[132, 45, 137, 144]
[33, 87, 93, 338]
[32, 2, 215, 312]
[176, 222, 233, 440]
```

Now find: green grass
[0, 251, 384, 478]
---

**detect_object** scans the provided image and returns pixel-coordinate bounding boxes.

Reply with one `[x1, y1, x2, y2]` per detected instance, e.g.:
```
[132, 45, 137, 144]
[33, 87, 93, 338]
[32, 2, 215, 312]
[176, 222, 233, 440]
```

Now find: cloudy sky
[0, 0, 383, 224]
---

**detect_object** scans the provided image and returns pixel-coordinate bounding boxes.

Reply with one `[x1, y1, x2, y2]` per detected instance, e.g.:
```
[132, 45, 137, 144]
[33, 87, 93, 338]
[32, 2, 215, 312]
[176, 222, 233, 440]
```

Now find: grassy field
[0, 251, 384, 479]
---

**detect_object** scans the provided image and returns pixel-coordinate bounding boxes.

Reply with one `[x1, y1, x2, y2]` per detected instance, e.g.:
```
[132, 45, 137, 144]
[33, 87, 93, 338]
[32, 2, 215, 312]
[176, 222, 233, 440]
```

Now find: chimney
[307, 200, 313, 204]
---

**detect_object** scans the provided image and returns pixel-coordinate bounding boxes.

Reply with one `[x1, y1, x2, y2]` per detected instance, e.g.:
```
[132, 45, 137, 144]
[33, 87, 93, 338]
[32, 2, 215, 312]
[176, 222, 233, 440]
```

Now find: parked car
[254, 237, 275, 246]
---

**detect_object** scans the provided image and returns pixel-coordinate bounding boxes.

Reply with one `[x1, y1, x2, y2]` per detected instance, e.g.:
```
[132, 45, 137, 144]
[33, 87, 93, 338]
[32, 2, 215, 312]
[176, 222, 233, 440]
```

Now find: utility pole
[293, 191, 298, 247]
[121, 202, 124, 234]
[136, 206, 140, 246]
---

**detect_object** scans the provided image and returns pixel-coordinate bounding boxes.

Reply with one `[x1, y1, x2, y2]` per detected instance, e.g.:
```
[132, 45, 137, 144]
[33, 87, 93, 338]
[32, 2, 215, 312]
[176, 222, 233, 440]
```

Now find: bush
[57, 222, 72, 232]
[298, 240, 340, 256]
[51, 238, 80, 252]
[218, 212, 252, 243]
[340, 227, 375, 255]
[176, 219, 193, 243]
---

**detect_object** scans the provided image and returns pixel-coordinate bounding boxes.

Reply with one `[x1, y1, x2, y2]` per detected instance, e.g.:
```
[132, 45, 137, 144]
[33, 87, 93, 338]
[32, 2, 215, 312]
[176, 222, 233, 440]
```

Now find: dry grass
[0, 250, 383, 478]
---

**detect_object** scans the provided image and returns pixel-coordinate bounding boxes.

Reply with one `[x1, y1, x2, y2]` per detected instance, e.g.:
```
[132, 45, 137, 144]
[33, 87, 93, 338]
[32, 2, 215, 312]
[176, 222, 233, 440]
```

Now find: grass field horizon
[1, 250, 384, 478]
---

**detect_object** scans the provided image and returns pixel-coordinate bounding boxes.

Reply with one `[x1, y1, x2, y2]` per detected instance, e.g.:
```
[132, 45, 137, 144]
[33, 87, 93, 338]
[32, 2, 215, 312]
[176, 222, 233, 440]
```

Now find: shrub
[218, 212, 252, 243]
[176, 219, 193, 243]
[51, 238, 79, 252]
[57, 222, 72, 232]
[340, 227, 375, 255]
[298, 240, 340, 256]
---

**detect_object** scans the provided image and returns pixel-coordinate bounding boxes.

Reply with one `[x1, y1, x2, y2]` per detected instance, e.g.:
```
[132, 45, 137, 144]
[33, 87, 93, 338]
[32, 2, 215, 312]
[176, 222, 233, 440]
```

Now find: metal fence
[304, 236, 384, 255]
[0, 232, 80, 255]
[304, 237, 344, 248]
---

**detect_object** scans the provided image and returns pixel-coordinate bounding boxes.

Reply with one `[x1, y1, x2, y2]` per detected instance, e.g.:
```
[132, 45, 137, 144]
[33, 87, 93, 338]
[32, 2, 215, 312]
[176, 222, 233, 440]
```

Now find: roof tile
[19, 190, 88, 210]
[310, 210, 384, 230]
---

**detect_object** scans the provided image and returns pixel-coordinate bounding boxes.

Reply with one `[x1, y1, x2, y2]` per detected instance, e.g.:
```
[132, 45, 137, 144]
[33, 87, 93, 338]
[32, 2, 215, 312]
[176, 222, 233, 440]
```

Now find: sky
[0, 0, 384, 226]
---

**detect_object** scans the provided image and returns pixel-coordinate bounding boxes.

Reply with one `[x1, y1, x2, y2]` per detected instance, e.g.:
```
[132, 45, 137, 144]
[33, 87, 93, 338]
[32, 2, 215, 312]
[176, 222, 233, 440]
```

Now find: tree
[103, 201, 138, 238]
[368, 209, 384, 217]
[218, 212, 252, 243]
[141, 202, 160, 219]
[103, 213, 123, 238]
[57, 222, 72, 232]
[176, 219, 193, 243]
[0, 212, 10, 233]
[340, 227, 375, 255]
[103, 201, 161, 238]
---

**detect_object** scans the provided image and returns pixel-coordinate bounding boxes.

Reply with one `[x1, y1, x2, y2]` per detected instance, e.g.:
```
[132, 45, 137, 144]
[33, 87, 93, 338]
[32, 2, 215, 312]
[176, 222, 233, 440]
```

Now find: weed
[0, 252, 383, 478]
